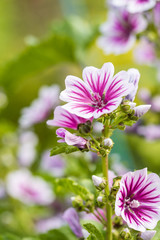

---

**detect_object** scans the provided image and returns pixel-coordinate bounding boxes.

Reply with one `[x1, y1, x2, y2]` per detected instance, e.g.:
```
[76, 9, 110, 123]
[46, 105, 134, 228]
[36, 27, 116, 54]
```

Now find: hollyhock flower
[97, 10, 147, 55]
[63, 208, 83, 238]
[40, 151, 65, 177]
[56, 128, 87, 149]
[19, 85, 60, 128]
[134, 39, 156, 66]
[60, 62, 135, 119]
[110, 0, 156, 13]
[18, 131, 38, 167]
[115, 168, 160, 232]
[137, 124, 160, 141]
[47, 106, 92, 130]
[6, 169, 54, 205]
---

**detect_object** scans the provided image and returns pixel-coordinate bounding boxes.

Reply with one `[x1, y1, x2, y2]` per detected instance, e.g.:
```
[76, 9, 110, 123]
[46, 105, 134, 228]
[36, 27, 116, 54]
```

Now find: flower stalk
[102, 125, 113, 240]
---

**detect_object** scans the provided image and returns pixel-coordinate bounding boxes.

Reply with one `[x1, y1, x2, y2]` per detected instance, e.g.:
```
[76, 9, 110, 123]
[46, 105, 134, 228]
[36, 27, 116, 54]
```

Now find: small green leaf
[0, 234, 21, 240]
[50, 143, 79, 156]
[83, 223, 104, 240]
[53, 178, 94, 201]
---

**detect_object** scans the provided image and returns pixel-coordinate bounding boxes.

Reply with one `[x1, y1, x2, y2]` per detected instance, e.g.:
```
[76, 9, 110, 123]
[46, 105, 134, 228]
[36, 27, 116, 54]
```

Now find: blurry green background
[0, 0, 159, 238]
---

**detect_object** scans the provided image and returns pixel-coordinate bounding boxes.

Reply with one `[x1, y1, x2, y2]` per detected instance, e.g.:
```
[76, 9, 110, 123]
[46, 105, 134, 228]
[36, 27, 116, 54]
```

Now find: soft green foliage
[83, 223, 104, 240]
[50, 144, 79, 156]
[39, 227, 77, 240]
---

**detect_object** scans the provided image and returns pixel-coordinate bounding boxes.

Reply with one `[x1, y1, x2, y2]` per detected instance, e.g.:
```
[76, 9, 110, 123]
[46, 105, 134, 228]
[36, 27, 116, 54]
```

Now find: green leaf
[39, 226, 77, 240]
[0, 33, 75, 90]
[83, 223, 104, 240]
[53, 178, 94, 200]
[0, 234, 21, 240]
[152, 221, 160, 240]
[50, 143, 79, 156]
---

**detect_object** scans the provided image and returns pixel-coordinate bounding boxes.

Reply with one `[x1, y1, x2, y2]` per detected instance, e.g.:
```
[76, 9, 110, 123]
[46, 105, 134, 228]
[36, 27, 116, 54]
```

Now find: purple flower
[6, 169, 54, 205]
[36, 215, 64, 233]
[19, 85, 60, 128]
[56, 128, 87, 149]
[115, 168, 160, 232]
[63, 208, 83, 238]
[60, 62, 134, 119]
[141, 230, 156, 240]
[47, 106, 92, 130]
[125, 68, 140, 102]
[137, 124, 160, 141]
[18, 131, 38, 167]
[151, 95, 160, 112]
[98, 10, 147, 55]
[110, 0, 156, 13]
[133, 39, 156, 66]
[134, 104, 151, 117]
[138, 88, 151, 103]
[40, 151, 65, 177]
[154, 2, 160, 34]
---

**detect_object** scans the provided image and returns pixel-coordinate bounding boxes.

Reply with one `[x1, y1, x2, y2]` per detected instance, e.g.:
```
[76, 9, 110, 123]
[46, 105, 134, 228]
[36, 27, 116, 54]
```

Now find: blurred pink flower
[154, 2, 160, 34]
[40, 151, 65, 177]
[18, 131, 38, 167]
[115, 168, 160, 232]
[6, 169, 54, 205]
[137, 124, 160, 141]
[110, 0, 156, 13]
[60, 63, 134, 119]
[47, 106, 92, 130]
[36, 215, 64, 233]
[56, 128, 87, 149]
[134, 39, 156, 66]
[19, 85, 60, 128]
[98, 10, 147, 55]
[141, 230, 156, 240]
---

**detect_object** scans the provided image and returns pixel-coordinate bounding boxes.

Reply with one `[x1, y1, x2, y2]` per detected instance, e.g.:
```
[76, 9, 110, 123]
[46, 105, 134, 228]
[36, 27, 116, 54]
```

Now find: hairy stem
[102, 126, 112, 240]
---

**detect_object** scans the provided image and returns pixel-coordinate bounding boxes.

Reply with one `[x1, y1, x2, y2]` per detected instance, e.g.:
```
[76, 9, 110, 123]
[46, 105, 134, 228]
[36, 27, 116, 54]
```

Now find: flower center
[91, 93, 106, 109]
[124, 198, 140, 210]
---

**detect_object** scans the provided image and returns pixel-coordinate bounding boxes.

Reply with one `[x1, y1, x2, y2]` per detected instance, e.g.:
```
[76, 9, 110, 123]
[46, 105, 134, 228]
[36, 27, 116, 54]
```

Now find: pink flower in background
[36, 215, 64, 233]
[47, 106, 92, 130]
[56, 128, 87, 149]
[154, 2, 160, 34]
[137, 124, 160, 141]
[40, 151, 65, 177]
[110, 0, 156, 13]
[6, 169, 54, 205]
[63, 208, 83, 238]
[60, 63, 134, 119]
[19, 85, 60, 128]
[115, 168, 160, 232]
[134, 39, 156, 66]
[18, 131, 38, 167]
[98, 10, 147, 55]
[151, 95, 160, 112]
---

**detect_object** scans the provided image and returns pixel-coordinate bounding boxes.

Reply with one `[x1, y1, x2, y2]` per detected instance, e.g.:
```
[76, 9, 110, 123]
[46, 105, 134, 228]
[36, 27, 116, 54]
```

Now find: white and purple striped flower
[60, 63, 135, 119]
[98, 10, 147, 55]
[47, 106, 92, 130]
[110, 0, 156, 13]
[115, 168, 160, 232]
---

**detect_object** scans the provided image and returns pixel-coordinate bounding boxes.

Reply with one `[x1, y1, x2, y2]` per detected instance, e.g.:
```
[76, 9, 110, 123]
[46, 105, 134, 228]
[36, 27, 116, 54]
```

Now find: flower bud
[78, 121, 92, 135]
[92, 175, 106, 189]
[103, 138, 113, 148]
[120, 228, 131, 239]
[134, 104, 151, 117]
[97, 196, 103, 202]
[71, 195, 84, 211]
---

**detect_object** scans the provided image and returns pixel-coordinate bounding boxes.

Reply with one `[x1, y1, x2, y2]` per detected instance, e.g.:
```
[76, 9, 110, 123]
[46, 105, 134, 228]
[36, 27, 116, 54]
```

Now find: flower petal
[47, 106, 90, 130]
[82, 62, 114, 95]
[126, 68, 140, 101]
[60, 75, 92, 103]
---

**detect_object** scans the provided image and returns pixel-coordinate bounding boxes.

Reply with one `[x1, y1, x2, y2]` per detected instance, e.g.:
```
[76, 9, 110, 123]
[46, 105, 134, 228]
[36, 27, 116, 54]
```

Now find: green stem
[102, 125, 112, 240]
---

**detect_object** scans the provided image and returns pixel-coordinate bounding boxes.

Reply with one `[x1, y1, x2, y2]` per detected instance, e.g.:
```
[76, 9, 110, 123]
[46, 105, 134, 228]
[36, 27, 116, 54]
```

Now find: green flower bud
[78, 121, 92, 135]
[71, 195, 84, 211]
[120, 228, 132, 239]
